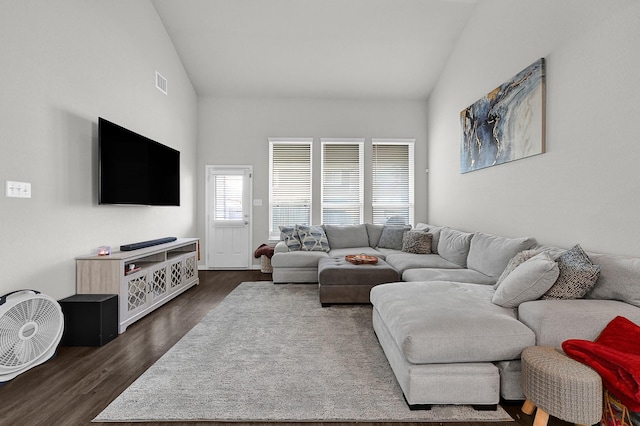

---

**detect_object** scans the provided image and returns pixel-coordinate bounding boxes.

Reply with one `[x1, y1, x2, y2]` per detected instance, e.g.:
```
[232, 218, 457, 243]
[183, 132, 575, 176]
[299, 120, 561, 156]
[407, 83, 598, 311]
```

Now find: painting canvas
[460, 58, 545, 173]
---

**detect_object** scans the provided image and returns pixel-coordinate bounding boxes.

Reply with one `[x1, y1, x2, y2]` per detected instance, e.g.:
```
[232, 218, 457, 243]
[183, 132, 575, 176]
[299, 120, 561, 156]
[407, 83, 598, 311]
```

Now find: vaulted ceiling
[151, 0, 478, 100]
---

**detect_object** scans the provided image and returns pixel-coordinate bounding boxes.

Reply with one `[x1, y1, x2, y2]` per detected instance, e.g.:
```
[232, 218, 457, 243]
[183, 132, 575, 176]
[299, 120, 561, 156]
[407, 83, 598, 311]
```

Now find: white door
[206, 166, 252, 269]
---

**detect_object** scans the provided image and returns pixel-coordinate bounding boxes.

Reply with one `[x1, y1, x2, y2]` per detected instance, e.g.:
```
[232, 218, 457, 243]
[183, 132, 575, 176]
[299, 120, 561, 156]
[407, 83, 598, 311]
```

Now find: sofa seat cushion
[401, 268, 496, 285]
[271, 250, 329, 268]
[328, 246, 384, 260]
[374, 247, 404, 258]
[370, 281, 535, 364]
[384, 253, 461, 274]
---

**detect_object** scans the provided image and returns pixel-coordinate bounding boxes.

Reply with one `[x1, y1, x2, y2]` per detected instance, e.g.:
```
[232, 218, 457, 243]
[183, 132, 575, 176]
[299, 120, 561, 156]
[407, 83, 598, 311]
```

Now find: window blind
[372, 140, 415, 225]
[321, 140, 364, 225]
[214, 174, 244, 221]
[269, 139, 312, 236]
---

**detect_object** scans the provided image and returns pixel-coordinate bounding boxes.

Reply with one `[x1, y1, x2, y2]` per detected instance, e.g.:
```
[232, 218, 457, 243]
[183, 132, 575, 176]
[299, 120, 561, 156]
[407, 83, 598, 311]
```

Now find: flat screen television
[98, 117, 180, 206]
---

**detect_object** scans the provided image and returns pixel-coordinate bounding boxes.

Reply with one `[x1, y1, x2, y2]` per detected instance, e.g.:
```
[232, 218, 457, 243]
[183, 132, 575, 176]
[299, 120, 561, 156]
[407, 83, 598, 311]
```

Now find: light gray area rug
[95, 282, 514, 422]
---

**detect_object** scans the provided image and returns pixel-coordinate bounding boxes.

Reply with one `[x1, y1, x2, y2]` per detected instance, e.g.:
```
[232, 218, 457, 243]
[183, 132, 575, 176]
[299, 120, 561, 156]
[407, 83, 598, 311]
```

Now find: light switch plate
[6, 181, 31, 198]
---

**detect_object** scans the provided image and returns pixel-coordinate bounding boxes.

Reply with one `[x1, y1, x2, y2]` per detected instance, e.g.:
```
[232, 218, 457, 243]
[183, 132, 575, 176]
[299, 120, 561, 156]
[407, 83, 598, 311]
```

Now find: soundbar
[120, 237, 177, 251]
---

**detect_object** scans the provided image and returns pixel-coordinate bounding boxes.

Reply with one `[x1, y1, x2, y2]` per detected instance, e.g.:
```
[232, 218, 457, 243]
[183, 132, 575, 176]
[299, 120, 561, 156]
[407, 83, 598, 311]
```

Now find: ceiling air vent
[156, 71, 167, 95]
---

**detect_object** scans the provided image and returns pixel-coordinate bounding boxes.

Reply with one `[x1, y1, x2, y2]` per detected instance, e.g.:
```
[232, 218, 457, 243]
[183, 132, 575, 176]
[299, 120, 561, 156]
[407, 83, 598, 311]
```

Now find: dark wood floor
[0, 271, 570, 426]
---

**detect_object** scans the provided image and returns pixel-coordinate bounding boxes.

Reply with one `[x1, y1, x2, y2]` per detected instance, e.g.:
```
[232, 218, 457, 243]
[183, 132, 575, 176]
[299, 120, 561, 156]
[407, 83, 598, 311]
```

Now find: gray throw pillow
[492, 252, 559, 308]
[295, 224, 330, 252]
[377, 225, 411, 250]
[279, 225, 301, 251]
[402, 231, 432, 254]
[494, 249, 540, 289]
[542, 244, 601, 300]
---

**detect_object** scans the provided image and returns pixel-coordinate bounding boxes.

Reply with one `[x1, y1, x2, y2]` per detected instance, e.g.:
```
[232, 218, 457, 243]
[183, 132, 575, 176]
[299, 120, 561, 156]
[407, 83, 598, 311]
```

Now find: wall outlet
[6, 181, 31, 198]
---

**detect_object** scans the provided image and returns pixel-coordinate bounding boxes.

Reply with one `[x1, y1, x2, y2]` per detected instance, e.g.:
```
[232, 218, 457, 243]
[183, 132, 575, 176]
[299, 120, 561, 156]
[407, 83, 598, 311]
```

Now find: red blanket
[254, 243, 275, 259]
[563, 316, 640, 411]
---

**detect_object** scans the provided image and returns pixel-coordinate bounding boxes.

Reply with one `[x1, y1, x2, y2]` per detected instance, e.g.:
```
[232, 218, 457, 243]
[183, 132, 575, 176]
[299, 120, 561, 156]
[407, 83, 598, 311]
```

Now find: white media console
[76, 238, 199, 333]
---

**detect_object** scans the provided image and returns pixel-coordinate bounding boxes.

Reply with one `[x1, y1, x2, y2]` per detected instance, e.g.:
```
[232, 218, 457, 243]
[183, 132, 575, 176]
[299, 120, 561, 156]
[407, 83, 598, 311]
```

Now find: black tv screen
[99, 117, 180, 206]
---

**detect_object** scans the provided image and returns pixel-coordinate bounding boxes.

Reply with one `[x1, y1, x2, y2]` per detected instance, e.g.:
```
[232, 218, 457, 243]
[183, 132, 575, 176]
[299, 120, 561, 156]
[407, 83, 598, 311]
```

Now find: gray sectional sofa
[271, 223, 640, 408]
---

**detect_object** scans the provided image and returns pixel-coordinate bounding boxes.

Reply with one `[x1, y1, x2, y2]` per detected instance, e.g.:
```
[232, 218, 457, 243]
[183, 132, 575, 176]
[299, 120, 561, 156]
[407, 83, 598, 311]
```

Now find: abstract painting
[460, 58, 545, 173]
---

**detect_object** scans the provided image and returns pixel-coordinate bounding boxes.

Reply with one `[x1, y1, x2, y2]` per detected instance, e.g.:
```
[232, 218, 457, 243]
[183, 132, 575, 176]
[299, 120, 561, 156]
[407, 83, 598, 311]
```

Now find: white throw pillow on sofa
[492, 251, 559, 308]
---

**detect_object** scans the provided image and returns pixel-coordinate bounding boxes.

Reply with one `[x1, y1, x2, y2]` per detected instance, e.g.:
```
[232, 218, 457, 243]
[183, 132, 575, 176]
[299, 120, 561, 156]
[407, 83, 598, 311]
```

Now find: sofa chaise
[271, 222, 640, 408]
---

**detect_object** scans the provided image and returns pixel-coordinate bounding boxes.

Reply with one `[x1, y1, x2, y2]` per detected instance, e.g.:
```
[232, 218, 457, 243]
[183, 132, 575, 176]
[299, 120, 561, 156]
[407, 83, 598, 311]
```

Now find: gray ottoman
[318, 257, 400, 306]
[521, 346, 602, 426]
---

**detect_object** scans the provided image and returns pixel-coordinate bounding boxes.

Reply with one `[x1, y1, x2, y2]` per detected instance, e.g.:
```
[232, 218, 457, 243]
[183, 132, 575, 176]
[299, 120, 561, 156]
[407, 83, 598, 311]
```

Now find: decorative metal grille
[151, 267, 166, 298]
[127, 276, 147, 312]
[184, 256, 196, 281]
[170, 262, 182, 288]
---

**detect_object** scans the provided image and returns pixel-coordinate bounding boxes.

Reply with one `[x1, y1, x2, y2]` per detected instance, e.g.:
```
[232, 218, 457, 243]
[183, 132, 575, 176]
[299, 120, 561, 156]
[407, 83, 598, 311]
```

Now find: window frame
[371, 138, 415, 226]
[320, 138, 365, 225]
[268, 138, 313, 240]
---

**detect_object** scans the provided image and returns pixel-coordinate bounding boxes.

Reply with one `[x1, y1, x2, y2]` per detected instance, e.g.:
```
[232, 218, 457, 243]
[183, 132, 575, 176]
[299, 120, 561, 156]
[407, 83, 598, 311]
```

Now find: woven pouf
[260, 255, 273, 273]
[521, 346, 602, 426]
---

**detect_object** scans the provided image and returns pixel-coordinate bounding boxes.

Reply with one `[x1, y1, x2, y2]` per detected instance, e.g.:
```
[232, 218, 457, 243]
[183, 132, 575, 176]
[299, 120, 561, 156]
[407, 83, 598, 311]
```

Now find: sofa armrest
[274, 241, 289, 254]
[518, 299, 640, 347]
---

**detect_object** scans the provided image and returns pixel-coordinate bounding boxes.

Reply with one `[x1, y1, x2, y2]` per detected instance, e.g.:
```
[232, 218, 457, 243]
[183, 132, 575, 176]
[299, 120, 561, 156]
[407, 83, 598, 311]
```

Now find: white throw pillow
[492, 251, 559, 308]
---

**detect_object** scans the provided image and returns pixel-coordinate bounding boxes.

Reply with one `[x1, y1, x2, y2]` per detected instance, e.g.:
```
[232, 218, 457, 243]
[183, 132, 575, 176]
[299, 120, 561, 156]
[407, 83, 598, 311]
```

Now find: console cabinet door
[122, 270, 149, 320]
[168, 257, 184, 294]
[148, 263, 169, 302]
[182, 253, 197, 286]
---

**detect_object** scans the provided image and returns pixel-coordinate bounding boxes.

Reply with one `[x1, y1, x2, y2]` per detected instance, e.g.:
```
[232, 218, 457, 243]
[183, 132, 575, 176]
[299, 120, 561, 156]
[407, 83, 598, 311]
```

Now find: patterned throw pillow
[295, 225, 330, 252]
[279, 225, 301, 251]
[542, 244, 601, 299]
[402, 231, 432, 254]
[495, 249, 540, 289]
[377, 225, 412, 250]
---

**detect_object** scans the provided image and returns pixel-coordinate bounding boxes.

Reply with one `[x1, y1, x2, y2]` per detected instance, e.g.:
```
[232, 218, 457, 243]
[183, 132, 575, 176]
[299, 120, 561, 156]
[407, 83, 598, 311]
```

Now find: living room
[1, 0, 639, 424]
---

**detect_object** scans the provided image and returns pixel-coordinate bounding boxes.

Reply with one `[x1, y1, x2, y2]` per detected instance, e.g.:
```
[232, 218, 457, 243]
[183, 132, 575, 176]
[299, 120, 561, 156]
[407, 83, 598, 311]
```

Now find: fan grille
[0, 296, 63, 370]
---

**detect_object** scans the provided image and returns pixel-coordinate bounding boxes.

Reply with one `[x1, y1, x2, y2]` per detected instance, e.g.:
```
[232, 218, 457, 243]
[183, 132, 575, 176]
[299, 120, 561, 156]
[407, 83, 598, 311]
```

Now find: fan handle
[0, 289, 41, 306]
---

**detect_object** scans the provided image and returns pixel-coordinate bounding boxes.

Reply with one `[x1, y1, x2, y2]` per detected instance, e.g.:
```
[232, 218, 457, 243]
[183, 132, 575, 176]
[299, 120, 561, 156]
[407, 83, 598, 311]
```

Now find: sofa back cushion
[324, 224, 369, 249]
[584, 252, 640, 307]
[366, 223, 384, 247]
[467, 232, 538, 278]
[437, 228, 473, 267]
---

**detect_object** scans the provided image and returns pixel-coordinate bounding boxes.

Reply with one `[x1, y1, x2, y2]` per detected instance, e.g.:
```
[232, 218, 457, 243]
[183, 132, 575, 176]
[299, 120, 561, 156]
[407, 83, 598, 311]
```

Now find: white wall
[427, 0, 640, 256]
[197, 97, 428, 267]
[0, 0, 197, 299]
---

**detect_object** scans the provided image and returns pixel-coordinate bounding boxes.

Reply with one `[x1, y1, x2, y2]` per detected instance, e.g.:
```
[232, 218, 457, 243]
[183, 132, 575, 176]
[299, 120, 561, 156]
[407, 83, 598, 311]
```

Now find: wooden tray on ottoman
[345, 254, 379, 265]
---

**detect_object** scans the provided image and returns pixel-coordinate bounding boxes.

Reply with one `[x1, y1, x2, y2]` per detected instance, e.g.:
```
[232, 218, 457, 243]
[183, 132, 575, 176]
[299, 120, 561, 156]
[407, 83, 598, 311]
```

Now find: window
[321, 139, 364, 225]
[372, 139, 415, 225]
[213, 174, 244, 221]
[269, 139, 312, 238]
